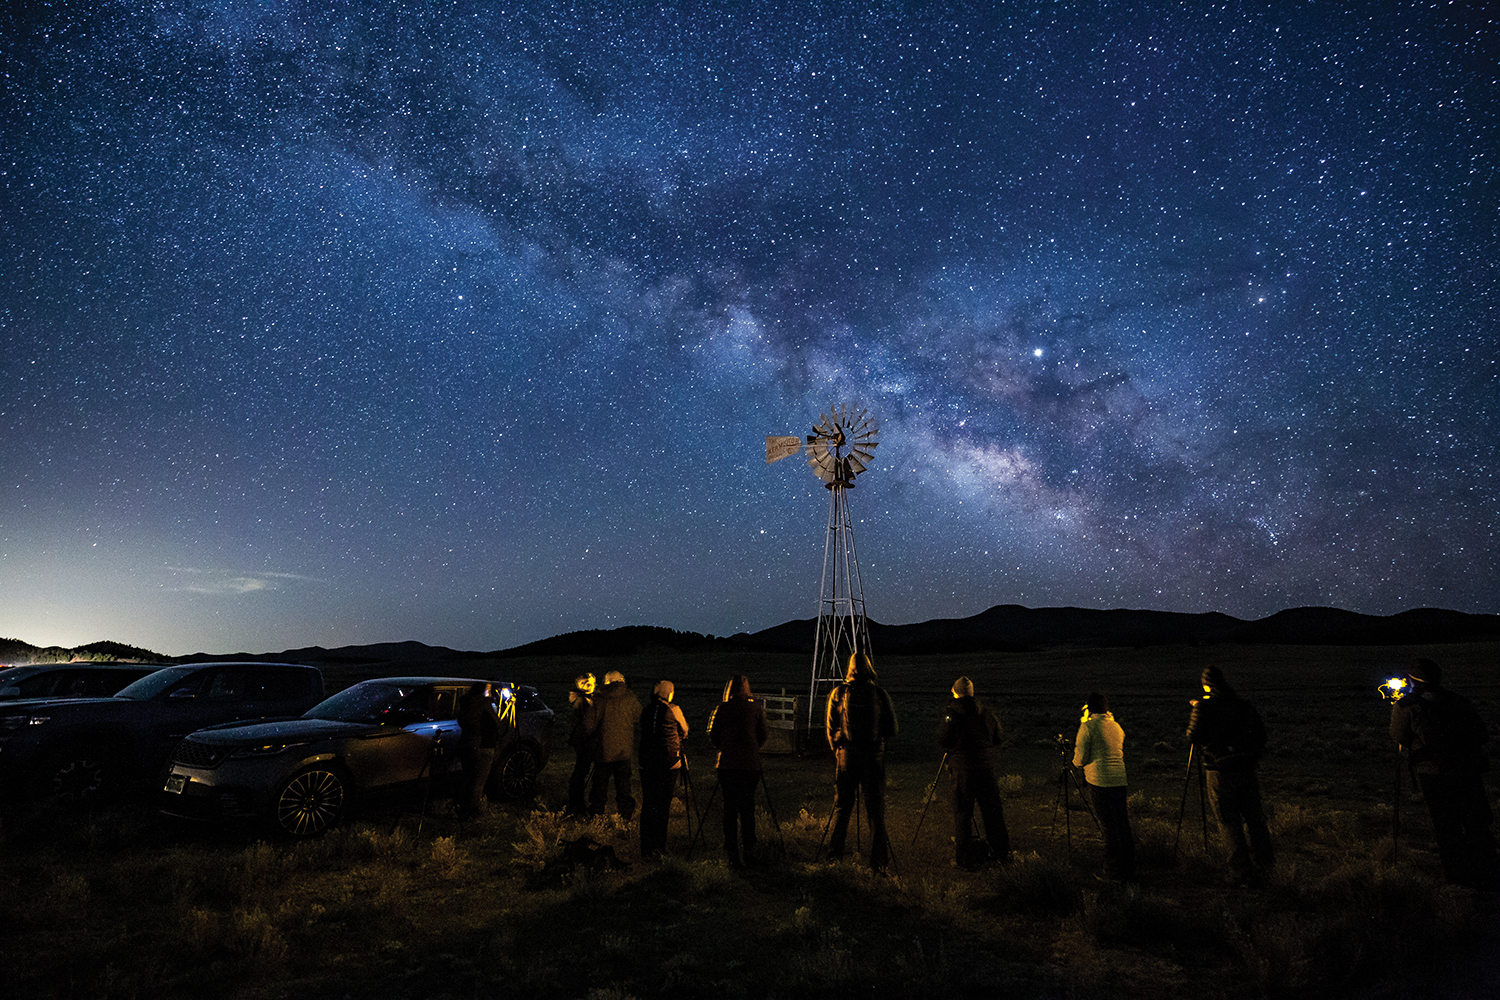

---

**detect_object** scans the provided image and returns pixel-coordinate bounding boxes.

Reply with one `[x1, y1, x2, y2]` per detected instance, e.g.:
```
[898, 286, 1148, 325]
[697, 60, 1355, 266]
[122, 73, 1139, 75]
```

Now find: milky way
[2, 3, 1495, 656]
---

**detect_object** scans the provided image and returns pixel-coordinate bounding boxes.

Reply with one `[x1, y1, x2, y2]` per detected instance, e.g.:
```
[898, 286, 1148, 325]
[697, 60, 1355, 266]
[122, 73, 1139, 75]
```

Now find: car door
[346, 685, 455, 792]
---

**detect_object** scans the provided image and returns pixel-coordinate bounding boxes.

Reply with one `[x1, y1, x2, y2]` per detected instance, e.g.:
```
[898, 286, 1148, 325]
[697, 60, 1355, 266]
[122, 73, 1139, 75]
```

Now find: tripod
[676, 755, 698, 848]
[1050, 759, 1101, 848]
[910, 753, 949, 848]
[818, 767, 898, 872]
[687, 768, 786, 860]
[1172, 743, 1209, 858]
[392, 728, 444, 837]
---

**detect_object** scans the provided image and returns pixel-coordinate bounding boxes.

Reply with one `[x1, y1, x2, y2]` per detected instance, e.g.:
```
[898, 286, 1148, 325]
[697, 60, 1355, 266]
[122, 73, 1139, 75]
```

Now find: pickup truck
[0, 661, 324, 804]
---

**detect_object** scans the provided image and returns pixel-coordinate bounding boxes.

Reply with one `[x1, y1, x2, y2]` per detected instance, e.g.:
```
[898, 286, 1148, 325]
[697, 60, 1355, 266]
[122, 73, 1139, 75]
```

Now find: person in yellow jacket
[1073, 691, 1135, 881]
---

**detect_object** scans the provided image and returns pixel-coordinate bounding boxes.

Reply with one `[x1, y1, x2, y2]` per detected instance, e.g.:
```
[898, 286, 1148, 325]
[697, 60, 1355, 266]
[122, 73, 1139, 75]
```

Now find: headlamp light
[0, 714, 50, 732]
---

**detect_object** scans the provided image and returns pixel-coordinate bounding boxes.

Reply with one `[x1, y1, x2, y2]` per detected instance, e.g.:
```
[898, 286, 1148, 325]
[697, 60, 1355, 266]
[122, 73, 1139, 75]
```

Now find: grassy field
[2, 641, 1497, 999]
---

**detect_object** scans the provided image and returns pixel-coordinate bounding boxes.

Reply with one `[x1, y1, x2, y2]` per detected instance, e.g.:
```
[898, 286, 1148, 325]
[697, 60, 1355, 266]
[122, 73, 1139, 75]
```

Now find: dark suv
[0, 663, 165, 700]
[0, 662, 324, 804]
[161, 677, 553, 836]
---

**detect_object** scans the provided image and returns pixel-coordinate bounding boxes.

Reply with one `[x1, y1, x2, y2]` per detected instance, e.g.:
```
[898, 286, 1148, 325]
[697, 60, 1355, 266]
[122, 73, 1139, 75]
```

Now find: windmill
[766, 403, 879, 734]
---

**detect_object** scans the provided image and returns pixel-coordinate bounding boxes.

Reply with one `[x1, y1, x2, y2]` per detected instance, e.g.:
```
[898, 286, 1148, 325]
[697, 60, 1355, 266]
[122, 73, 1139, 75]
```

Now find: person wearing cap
[639, 679, 689, 859]
[825, 652, 898, 870]
[1390, 659, 1499, 889]
[1186, 665, 1272, 885]
[1073, 691, 1135, 881]
[937, 676, 1011, 868]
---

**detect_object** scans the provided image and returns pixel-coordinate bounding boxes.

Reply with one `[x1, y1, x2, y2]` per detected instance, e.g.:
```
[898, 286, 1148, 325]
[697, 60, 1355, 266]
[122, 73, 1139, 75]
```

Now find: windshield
[114, 665, 201, 700]
[0, 667, 40, 684]
[304, 682, 423, 724]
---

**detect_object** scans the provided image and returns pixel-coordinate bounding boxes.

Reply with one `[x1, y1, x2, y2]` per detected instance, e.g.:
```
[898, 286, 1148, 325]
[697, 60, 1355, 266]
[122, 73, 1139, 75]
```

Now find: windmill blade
[846, 455, 866, 475]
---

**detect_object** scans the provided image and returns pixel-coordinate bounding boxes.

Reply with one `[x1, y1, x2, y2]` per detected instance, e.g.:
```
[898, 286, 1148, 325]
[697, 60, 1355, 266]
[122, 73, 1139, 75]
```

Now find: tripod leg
[1198, 750, 1209, 853]
[911, 754, 948, 848]
[1173, 744, 1195, 859]
[679, 761, 695, 851]
[1064, 768, 1072, 849]
[1392, 752, 1401, 863]
[1070, 767, 1103, 834]
[758, 770, 786, 858]
[686, 774, 720, 860]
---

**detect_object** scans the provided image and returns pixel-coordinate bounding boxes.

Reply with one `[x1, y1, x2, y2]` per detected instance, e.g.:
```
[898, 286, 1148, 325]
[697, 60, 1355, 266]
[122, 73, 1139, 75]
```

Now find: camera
[1053, 733, 1072, 762]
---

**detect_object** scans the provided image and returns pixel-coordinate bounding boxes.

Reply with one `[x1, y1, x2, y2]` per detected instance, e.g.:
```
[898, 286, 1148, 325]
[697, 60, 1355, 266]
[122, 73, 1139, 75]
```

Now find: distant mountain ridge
[5, 605, 1494, 667]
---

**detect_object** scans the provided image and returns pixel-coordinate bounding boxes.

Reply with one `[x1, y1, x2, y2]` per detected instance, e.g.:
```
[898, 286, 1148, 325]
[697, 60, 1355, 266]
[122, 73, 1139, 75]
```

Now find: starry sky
[2, 3, 1495, 657]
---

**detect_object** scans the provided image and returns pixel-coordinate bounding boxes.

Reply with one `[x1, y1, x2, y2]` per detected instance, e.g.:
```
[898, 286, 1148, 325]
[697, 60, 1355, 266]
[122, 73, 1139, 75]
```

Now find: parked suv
[0, 663, 165, 700]
[0, 662, 324, 804]
[161, 677, 553, 836]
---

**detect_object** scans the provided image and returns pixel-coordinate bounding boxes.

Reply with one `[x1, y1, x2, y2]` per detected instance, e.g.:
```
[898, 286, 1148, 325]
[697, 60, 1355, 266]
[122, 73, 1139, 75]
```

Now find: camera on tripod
[1053, 733, 1072, 762]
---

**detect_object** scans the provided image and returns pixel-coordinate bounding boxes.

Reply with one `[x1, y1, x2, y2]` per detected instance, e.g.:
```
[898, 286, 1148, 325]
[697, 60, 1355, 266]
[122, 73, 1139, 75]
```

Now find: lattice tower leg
[807, 483, 872, 733]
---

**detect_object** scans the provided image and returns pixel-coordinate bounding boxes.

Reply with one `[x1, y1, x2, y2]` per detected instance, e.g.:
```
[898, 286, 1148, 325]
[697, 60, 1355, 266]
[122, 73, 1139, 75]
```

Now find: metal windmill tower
[766, 403, 880, 732]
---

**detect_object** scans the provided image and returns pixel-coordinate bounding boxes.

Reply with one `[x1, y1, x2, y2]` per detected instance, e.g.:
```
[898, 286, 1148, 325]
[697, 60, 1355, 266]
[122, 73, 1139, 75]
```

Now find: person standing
[586, 670, 643, 821]
[1073, 691, 1135, 881]
[708, 674, 769, 867]
[937, 676, 1011, 869]
[826, 653, 898, 870]
[565, 673, 596, 816]
[639, 680, 689, 859]
[1186, 665, 1273, 886]
[456, 681, 503, 820]
[1390, 658, 1500, 889]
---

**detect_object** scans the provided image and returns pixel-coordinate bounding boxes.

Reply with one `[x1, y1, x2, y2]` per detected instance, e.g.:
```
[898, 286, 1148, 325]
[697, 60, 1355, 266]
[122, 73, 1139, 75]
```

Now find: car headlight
[228, 740, 316, 758]
[0, 714, 50, 733]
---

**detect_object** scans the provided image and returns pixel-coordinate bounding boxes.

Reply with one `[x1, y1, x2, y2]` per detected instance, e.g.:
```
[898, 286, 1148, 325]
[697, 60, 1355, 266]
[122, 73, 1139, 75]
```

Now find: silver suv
[161, 677, 553, 836]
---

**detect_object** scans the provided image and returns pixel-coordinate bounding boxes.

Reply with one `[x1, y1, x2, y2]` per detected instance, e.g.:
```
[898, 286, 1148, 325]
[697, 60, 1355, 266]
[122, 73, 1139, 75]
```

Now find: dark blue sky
[3, 3, 1495, 656]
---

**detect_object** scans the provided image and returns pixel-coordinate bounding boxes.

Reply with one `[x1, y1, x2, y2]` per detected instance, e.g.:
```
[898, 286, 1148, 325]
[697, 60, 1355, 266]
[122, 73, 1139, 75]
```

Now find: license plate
[164, 773, 187, 794]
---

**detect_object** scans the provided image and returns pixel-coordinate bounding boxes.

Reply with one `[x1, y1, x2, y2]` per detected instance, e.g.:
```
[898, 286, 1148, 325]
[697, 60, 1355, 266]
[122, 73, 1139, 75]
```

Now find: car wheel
[494, 742, 541, 800]
[275, 766, 348, 837]
[39, 751, 114, 804]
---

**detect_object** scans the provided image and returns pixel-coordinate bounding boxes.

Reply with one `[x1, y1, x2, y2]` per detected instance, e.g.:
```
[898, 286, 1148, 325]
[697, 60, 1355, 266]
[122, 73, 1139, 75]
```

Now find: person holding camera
[1186, 665, 1272, 886]
[1389, 658, 1499, 889]
[826, 652, 898, 870]
[1072, 691, 1135, 882]
[937, 676, 1011, 869]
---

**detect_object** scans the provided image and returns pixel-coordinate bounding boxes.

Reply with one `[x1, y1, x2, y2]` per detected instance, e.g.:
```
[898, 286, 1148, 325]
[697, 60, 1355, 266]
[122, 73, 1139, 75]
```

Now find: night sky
[3, 3, 1495, 657]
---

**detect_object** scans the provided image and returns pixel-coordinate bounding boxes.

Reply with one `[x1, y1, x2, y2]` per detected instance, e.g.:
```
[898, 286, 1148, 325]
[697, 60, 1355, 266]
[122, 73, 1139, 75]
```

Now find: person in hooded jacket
[585, 670, 643, 820]
[1390, 658, 1499, 889]
[1073, 691, 1135, 881]
[1186, 665, 1272, 885]
[825, 653, 898, 870]
[937, 676, 1011, 868]
[708, 674, 769, 867]
[639, 679, 688, 859]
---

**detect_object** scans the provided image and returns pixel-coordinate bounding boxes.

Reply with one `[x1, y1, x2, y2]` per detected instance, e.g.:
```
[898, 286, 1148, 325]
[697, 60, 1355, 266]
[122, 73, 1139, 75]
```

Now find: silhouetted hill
[0, 637, 166, 664]
[493, 626, 722, 658]
[4, 605, 1494, 670]
[731, 604, 1499, 655]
